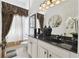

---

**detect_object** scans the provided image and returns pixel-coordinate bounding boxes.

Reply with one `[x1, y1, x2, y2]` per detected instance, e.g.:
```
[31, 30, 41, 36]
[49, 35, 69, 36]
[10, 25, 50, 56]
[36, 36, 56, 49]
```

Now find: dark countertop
[38, 38, 77, 53]
[30, 35, 77, 53]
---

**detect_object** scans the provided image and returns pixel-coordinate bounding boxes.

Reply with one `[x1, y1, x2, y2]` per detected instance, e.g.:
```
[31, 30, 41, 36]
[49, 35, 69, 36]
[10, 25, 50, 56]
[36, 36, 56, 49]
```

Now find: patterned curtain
[2, 2, 28, 57]
[2, 12, 13, 57]
[37, 13, 44, 30]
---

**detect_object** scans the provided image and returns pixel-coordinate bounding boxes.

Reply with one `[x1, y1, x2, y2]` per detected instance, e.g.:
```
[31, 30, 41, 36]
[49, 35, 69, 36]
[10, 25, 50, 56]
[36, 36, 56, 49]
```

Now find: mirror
[65, 17, 78, 37]
[48, 15, 62, 28]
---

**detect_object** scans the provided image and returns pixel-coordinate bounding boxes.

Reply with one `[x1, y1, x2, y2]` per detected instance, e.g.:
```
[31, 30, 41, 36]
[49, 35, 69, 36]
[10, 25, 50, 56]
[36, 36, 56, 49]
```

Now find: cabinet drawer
[38, 46, 48, 58]
[38, 40, 70, 58]
[48, 51, 60, 58]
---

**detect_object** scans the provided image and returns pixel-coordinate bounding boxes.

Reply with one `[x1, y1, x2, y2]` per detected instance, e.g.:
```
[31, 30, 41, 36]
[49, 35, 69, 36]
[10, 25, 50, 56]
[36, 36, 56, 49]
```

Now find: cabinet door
[0, 48, 1, 57]
[48, 51, 54, 58]
[48, 51, 60, 58]
[28, 41, 32, 56]
[38, 46, 48, 58]
[70, 52, 79, 58]
[32, 42, 37, 58]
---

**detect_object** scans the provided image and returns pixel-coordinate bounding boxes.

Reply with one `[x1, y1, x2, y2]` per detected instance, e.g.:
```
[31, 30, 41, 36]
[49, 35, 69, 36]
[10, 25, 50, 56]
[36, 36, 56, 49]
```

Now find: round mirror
[48, 15, 62, 28]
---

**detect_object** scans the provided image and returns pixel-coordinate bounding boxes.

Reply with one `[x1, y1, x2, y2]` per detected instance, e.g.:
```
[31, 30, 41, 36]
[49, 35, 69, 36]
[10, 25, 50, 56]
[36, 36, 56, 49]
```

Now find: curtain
[6, 15, 23, 42]
[2, 12, 13, 57]
[37, 13, 44, 30]
[2, 2, 28, 57]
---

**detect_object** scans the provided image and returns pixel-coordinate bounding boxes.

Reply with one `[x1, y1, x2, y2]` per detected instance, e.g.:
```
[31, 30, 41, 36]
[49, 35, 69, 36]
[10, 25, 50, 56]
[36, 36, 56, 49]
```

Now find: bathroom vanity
[0, 45, 1, 57]
[28, 36, 79, 58]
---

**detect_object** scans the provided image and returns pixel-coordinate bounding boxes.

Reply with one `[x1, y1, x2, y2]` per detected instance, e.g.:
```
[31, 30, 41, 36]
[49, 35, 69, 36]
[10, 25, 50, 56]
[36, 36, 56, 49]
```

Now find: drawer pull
[49, 54, 52, 57]
[44, 52, 46, 54]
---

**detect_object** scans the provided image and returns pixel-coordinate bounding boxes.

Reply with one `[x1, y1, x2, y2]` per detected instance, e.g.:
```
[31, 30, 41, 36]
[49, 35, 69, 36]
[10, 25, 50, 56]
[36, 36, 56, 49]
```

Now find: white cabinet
[38, 39, 70, 58]
[69, 52, 79, 58]
[0, 48, 1, 58]
[38, 46, 60, 58]
[28, 37, 79, 58]
[28, 41, 32, 56]
[31, 42, 37, 58]
[38, 46, 48, 58]
[28, 37, 38, 58]
[48, 51, 60, 58]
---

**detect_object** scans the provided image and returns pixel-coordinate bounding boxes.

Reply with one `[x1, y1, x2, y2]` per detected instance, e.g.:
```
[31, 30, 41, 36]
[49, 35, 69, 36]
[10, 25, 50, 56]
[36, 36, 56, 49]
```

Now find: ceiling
[1, 0, 30, 9]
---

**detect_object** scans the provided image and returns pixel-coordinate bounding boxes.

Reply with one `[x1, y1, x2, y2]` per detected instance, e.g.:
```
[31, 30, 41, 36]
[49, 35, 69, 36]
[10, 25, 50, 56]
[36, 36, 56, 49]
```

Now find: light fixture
[55, 0, 61, 4]
[39, 0, 65, 13]
[39, 7, 42, 10]
[47, 0, 51, 5]
[42, 4, 46, 7]
[52, 0, 56, 2]
[45, 6, 49, 9]
[50, 4, 55, 7]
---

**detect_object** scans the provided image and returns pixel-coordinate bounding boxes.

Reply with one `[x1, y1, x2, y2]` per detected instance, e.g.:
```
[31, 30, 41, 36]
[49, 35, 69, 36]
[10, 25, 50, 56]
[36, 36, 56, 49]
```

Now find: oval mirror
[48, 15, 62, 28]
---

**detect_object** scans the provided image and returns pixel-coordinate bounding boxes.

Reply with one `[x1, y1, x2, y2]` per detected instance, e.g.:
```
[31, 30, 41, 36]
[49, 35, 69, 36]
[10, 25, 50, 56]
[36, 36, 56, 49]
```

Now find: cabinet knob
[49, 54, 52, 57]
[44, 51, 46, 54]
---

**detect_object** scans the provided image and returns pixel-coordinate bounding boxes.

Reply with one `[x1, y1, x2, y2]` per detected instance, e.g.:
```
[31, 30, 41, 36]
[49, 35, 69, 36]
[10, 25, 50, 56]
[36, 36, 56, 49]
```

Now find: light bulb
[50, 4, 54, 7]
[39, 7, 42, 10]
[52, 0, 56, 2]
[55, 0, 61, 4]
[42, 4, 46, 7]
[46, 6, 49, 9]
[47, 1, 51, 5]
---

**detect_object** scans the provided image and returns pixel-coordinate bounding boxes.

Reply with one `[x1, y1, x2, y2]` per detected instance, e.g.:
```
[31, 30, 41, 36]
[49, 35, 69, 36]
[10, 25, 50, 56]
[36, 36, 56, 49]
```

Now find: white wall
[78, 0, 79, 54]
[29, 0, 45, 15]
[1, 0, 29, 9]
[0, 0, 2, 43]
[44, 0, 78, 35]
[0, 1, 2, 57]
[22, 16, 29, 40]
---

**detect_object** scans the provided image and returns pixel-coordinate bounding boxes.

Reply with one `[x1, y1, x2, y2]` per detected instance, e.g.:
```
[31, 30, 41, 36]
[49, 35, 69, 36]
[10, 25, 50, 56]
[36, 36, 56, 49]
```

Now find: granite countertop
[29, 35, 77, 53]
[37, 35, 77, 53]
[38, 38, 77, 53]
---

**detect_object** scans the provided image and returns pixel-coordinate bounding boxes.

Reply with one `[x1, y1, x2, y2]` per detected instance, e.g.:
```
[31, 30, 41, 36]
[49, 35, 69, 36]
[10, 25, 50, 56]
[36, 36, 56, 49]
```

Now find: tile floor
[6, 44, 29, 58]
